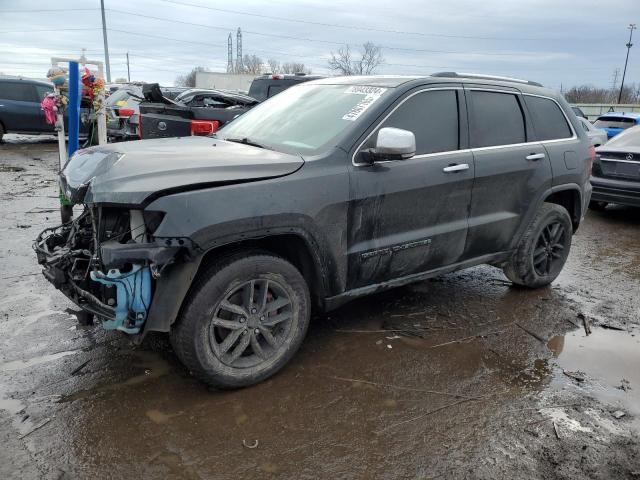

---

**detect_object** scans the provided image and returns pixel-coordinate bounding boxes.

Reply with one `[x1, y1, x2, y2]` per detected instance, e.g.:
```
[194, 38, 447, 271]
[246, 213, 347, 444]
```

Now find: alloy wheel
[532, 222, 566, 276]
[209, 279, 293, 368]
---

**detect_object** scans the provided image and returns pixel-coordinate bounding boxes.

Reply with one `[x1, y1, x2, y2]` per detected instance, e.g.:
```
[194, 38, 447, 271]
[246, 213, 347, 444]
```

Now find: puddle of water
[549, 328, 640, 417]
[0, 350, 79, 372]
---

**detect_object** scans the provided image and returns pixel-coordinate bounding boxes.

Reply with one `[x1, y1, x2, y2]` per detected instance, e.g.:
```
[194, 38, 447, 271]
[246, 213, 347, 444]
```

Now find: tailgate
[139, 102, 194, 139]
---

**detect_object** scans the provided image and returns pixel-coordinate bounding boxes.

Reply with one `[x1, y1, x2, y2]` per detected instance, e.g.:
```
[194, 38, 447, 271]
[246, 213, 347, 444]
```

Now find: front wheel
[171, 251, 310, 389]
[503, 203, 572, 288]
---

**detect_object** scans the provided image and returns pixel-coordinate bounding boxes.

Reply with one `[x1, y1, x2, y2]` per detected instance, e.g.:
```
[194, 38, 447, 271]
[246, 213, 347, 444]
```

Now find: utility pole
[126, 52, 130, 82]
[610, 68, 620, 102]
[618, 23, 636, 104]
[227, 33, 233, 73]
[100, 0, 111, 82]
[236, 27, 243, 73]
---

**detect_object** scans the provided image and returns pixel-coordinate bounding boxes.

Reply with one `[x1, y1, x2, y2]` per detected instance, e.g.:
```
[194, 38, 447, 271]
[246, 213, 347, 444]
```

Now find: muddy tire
[503, 203, 572, 288]
[588, 200, 608, 211]
[0, 123, 4, 143]
[171, 251, 310, 389]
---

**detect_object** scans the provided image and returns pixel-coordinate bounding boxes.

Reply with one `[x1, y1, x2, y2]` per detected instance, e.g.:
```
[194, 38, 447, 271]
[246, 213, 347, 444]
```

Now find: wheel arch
[543, 185, 582, 232]
[508, 183, 583, 253]
[142, 229, 335, 337]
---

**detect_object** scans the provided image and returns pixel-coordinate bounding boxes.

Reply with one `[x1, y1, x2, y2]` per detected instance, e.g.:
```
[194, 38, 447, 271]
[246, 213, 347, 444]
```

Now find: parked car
[159, 86, 189, 100]
[247, 73, 324, 101]
[589, 125, 640, 210]
[0, 76, 90, 141]
[174, 88, 257, 107]
[577, 117, 608, 147]
[36, 73, 592, 388]
[139, 84, 258, 139]
[593, 112, 640, 139]
[571, 106, 587, 119]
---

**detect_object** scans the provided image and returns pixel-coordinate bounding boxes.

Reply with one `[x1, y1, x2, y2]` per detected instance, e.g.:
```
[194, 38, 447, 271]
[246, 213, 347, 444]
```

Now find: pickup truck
[139, 84, 258, 139]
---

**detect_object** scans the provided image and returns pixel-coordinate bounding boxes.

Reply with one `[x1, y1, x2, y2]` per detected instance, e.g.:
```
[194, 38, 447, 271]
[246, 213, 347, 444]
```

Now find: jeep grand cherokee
[35, 73, 593, 388]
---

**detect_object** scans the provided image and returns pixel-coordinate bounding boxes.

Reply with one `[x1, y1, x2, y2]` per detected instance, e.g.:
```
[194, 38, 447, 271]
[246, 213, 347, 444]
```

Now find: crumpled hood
[60, 136, 304, 205]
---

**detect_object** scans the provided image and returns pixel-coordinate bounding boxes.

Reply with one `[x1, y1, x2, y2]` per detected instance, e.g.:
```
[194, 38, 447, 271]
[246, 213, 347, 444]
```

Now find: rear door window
[0, 82, 36, 102]
[525, 95, 572, 141]
[378, 89, 460, 155]
[469, 90, 526, 148]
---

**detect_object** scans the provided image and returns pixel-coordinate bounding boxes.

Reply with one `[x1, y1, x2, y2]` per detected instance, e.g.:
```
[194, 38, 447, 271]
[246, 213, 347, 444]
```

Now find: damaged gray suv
[35, 73, 593, 388]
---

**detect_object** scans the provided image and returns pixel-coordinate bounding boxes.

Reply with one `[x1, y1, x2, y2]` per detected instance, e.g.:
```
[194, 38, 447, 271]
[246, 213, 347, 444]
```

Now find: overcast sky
[0, 0, 638, 90]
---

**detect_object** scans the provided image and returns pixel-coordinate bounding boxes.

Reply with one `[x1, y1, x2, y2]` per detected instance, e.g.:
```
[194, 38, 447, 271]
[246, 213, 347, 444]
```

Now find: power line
[101, 8, 552, 56]
[0, 8, 99, 13]
[157, 0, 550, 42]
[0, 28, 101, 34]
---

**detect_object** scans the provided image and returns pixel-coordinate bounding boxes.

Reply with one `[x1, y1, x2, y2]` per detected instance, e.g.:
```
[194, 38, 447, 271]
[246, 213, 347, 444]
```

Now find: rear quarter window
[525, 95, 572, 141]
[469, 90, 526, 148]
[0, 82, 36, 102]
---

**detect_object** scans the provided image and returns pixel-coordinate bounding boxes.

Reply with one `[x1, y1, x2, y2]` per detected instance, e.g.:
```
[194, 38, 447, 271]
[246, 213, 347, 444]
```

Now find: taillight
[118, 108, 135, 117]
[271, 74, 283, 80]
[190, 120, 219, 136]
[588, 146, 596, 174]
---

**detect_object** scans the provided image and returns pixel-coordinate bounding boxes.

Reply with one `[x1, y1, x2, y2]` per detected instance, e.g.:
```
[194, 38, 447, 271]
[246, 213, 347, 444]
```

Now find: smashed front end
[34, 206, 183, 335]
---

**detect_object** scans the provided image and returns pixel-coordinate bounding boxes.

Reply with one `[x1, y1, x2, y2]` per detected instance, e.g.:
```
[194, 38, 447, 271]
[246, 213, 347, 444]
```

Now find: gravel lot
[1, 136, 639, 479]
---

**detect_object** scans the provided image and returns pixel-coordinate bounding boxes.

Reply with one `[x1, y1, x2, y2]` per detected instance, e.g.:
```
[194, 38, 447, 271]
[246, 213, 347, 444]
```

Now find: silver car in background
[590, 125, 640, 210]
[578, 117, 608, 147]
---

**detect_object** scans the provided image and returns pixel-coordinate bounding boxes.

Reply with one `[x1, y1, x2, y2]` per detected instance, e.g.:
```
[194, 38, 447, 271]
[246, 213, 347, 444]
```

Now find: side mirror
[364, 127, 416, 164]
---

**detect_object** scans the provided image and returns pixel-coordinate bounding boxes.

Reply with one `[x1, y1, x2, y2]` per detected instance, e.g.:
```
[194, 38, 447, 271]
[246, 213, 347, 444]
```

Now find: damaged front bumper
[34, 209, 184, 335]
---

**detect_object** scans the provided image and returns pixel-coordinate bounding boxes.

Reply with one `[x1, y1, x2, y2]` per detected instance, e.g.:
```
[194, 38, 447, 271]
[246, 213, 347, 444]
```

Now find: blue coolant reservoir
[90, 265, 151, 334]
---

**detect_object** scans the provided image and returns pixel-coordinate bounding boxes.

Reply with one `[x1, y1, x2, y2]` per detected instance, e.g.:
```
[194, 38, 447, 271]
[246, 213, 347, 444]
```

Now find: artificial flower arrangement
[41, 66, 105, 126]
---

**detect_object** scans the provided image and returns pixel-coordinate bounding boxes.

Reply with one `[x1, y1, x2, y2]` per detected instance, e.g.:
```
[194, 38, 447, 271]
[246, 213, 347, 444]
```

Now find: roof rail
[431, 72, 543, 87]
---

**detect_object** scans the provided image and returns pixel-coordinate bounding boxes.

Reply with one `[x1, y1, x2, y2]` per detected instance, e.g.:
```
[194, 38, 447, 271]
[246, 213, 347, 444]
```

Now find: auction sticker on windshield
[342, 86, 387, 121]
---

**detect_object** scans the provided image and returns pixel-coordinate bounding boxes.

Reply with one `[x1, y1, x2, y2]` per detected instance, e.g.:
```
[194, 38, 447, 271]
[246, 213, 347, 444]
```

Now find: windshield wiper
[224, 137, 269, 150]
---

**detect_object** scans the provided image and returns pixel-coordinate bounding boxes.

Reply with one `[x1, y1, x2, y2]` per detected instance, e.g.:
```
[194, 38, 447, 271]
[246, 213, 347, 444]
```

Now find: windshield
[593, 117, 636, 129]
[218, 84, 390, 155]
[604, 125, 640, 148]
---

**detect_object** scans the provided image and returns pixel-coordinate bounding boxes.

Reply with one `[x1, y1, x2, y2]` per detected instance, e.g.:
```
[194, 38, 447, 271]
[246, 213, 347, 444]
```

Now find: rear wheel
[171, 251, 310, 389]
[588, 200, 608, 211]
[503, 203, 572, 288]
[0, 123, 4, 143]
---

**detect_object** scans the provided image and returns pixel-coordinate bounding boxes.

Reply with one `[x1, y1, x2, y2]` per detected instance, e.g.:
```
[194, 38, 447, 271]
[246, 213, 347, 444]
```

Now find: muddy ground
[0, 136, 639, 479]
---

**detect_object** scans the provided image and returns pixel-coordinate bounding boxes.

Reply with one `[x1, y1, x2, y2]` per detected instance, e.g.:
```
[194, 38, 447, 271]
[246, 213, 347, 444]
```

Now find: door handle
[443, 163, 469, 173]
[526, 153, 545, 161]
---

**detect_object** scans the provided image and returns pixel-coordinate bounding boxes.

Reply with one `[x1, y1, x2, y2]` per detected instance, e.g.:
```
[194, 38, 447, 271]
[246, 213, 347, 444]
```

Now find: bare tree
[267, 58, 280, 73]
[564, 83, 640, 104]
[328, 45, 354, 75]
[242, 55, 263, 75]
[328, 42, 384, 75]
[175, 66, 208, 87]
[360, 42, 384, 75]
[281, 62, 311, 74]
